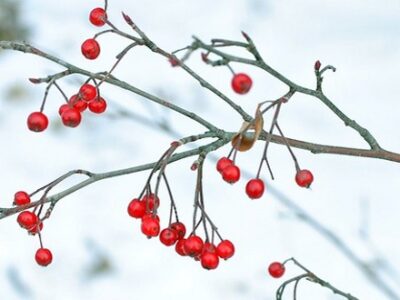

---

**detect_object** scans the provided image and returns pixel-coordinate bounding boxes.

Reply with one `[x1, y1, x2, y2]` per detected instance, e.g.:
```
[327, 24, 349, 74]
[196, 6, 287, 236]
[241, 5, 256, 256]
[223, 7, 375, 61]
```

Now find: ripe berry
[221, 165, 240, 184]
[201, 251, 219, 270]
[28, 221, 43, 235]
[14, 191, 31, 206]
[88, 97, 107, 114]
[245, 178, 265, 199]
[170, 222, 186, 240]
[79, 84, 97, 102]
[127, 199, 146, 219]
[35, 248, 53, 267]
[61, 108, 82, 128]
[175, 239, 187, 256]
[231, 73, 252, 94]
[142, 193, 160, 211]
[89, 7, 107, 26]
[268, 262, 285, 278]
[216, 157, 233, 173]
[141, 215, 160, 238]
[202, 242, 216, 254]
[142, 213, 160, 223]
[184, 235, 204, 257]
[58, 104, 70, 116]
[159, 228, 178, 246]
[216, 240, 235, 260]
[27, 112, 48, 132]
[17, 211, 38, 229]
[81, 38, 100, 60]
[295, 169, 314, 188]
[69, 94, 87, 112]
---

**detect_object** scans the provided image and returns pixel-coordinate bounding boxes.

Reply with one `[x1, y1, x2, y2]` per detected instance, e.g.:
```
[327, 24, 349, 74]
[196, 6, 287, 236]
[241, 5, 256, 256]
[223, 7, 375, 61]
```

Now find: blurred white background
[0, 0, 399, 299]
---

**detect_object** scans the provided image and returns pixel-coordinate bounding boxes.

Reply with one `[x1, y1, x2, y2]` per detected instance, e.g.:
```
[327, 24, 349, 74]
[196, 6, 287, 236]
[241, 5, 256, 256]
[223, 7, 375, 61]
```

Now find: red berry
[89, 7, 107, 26]
[314, 60, 321, 71]
[58, 104, 70, 116]
[184, 235, 204, 257]
[221, 165, 240, 183]
[202, 242, 216, 254]
[127, 199, 146, 219]
[17, 211, 38, 229]
[35, 248, 53, 267]
[201, 251, 219, 270]
[245, 178, 265, 199]
[28, 221, 43, 235]
[175, 239, 187, 256]
[81, 38, 100, 60]
[14, 191, 31, 206]
[231, 73, 252, 94]
[69, 95, 87, 112]
[216, 157, 233, 173]
[142, 213, 160, 222]
[170, 222, 186, 240]
[268, 262, 285, 278]
[295, 169, 314, 188]
[88, 97, 107, 114]
[141, 215, 160, 238]
[159, 228, 178, 246]
[27, 112, 48, 132]
[79, 84, 97, 102]
[168, 57, 179, 67]
[61, 108, 82, 128]
[142, 193, 160, 211]
[216, 240, 235, 260]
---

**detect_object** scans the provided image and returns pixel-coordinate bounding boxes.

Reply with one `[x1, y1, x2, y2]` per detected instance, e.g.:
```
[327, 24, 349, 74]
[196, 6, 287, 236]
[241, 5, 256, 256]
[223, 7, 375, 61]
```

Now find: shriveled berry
[88, 97, 107, 114]
[89, 7, 107, 26]
[201, 251, 219, 270]
[216, 240, 235, 260]
[268, 262, 285, 278]
[35, 248, 53, 267]
[245, 178, 265, 199]
[27, 112, 48, 132]
[159, 228, 178, 246]
[216, 157, 233, 173]
[221, 165, 240, 184]
[231, 73, 252, 94]
[170, 222, 186, 240]
[14, 191, 31, 206]
[127, 199, 146, 219]
[81, 38, 100, 60]
[184, 235, 204, 257]
[295, 169, 314, 188]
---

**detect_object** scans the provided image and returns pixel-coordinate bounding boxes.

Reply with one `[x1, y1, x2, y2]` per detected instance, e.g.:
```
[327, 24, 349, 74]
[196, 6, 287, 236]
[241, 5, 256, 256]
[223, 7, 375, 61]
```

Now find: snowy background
[0, 0, 399, 299]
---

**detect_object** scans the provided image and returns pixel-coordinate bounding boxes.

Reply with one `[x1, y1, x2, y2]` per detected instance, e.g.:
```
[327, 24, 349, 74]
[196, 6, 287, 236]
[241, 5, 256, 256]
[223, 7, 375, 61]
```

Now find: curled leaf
[231, 106, 264, 152]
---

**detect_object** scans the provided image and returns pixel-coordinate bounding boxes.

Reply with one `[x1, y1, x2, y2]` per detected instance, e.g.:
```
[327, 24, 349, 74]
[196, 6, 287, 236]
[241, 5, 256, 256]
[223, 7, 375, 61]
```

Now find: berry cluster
[14, 191, 53, 267]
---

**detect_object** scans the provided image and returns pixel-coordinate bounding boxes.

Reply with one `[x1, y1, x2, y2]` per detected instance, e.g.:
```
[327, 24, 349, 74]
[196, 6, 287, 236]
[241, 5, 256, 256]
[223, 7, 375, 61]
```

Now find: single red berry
[175, 239, 187, 256]
[184, 235, 204, 257]
[268, 262, 285, 278]
[216, 240, 235, 260]
[58, 104, 70, 116]
[245, 178, 265, 199]
[142, 193, 160, 211]
[141, 215, 160, 238]
[89, 7, 107, 26]
[17, 211, 38, 229]
[14, 191, 31, 206]
[27, 112, 48, 132]
[201, 251, 219, 270]
[295, 169, 314, 188]
[88, 97, 107, 114]
[127, 199, 146, 219]
[231, 73, 252, 94]
[61, 108, 82, 128]
[69, 94, 87, 112]
[221, 165, 240, 184]
[35, 248, 53, 267]
[28, 221, 43, 235]
[159, 228, 178, 246]
[202, 242, 216, 254]
[79, 84, 97, 102]
[216, 157, 233, 173]
[170, 222, 186, 240]
[142, 213, 160, 223]
[81, 38, 100, 60]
